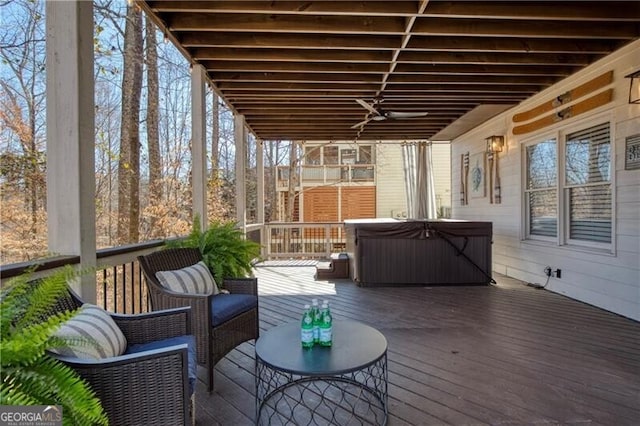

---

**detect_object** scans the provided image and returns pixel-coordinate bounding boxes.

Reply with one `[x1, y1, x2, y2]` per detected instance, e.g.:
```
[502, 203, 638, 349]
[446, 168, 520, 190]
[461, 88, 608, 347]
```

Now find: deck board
[195, 265, 640, 425]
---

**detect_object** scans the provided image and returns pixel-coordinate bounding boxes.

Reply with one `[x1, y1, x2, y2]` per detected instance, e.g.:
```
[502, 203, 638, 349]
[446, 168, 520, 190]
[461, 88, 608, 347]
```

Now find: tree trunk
[117, 5, 143, 244]
[146, 16, 161, 206]
[285, 141, 299, 222]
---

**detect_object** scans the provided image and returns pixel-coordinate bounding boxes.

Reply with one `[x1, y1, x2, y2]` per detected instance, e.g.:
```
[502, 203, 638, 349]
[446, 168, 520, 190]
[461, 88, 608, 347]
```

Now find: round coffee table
[255, 320, 388, 425]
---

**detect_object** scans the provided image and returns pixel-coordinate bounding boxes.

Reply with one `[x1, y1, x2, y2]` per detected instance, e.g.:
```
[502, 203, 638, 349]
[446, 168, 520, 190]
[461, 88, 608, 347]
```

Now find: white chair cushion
[51, 303, 127, 359]
[155, 261, 218, 295]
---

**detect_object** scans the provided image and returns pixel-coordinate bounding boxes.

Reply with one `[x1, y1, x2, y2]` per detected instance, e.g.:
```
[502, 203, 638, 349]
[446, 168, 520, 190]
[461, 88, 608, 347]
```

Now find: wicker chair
[45, 286, 195, 426]
[138, 247, 259, 392]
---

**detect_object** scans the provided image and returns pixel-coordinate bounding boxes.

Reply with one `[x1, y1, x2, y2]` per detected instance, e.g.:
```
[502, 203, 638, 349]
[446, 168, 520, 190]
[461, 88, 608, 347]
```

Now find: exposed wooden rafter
[138, 0, 640, 141]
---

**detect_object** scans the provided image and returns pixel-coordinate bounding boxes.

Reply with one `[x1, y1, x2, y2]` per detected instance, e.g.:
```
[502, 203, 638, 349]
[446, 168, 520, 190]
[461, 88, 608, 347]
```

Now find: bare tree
[0, 0, 46, 228]
[146, 17, 161, 206]
[285, 141, 300, 222]
[117, 4, 143, 243]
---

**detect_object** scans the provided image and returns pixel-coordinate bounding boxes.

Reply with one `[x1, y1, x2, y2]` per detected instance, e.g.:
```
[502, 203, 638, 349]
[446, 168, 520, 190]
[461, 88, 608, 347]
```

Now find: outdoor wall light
[485, 135, 505, 153]
[625, 70, 640, 104]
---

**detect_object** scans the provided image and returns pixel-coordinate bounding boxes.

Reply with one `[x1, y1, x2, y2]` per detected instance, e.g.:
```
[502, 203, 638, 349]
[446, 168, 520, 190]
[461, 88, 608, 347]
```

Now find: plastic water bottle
[311, 299, 321, 344]
[301, 304, 314, 348]
[319, 302, 332, 347]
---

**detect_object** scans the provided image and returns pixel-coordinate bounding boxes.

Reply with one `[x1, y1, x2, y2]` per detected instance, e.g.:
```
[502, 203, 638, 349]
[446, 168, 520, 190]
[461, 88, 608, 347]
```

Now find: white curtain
[402, 142, 437, 219]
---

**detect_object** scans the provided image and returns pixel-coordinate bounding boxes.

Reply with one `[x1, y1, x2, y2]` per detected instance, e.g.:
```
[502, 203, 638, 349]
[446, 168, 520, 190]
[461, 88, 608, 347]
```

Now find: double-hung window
[564, 123, 612, 244]
[524, 122, 612, 248]
[525, 138, 558, 239]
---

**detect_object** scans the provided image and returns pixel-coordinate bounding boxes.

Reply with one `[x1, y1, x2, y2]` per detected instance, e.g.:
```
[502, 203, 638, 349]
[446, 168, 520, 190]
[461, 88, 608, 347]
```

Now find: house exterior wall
[375, 144, 409, 218]
[451, 40, 640, 320]
[375, 143, 452, 219]
[285, 141, 451, 222]
[431, 143, 452, 217]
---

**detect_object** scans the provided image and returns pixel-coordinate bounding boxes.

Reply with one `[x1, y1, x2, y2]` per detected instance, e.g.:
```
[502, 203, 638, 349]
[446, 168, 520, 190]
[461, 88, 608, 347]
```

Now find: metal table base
[255, 321, 388, 426]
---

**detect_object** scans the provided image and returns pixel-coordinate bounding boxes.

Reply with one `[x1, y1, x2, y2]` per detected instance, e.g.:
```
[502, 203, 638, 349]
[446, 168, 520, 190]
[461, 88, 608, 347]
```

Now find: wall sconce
[625, 70, 640, 104]
[485, 135, 505, 153]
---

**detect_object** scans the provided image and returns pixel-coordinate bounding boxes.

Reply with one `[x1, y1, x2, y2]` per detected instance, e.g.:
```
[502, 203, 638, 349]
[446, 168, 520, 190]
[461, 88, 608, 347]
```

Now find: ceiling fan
[350, 98, 429, 129]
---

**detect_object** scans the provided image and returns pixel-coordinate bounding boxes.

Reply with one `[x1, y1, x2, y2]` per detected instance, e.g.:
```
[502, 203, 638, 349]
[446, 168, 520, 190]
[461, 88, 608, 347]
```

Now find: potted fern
[172, 216, 262, 284]
[0, 268, 108, 426]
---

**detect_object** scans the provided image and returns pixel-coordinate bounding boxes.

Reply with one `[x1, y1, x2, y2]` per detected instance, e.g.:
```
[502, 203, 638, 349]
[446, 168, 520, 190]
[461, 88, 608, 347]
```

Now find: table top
[255, 320, 387, 376]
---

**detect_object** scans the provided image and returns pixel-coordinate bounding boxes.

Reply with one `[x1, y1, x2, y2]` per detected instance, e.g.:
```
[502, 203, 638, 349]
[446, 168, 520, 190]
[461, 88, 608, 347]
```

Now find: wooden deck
[194, 265, 640, 425]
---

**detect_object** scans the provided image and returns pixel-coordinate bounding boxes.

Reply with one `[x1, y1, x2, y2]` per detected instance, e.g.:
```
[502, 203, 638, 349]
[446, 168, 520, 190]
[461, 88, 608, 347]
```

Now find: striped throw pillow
[51, 304, 127, 359]
[155, 261, 218, 295]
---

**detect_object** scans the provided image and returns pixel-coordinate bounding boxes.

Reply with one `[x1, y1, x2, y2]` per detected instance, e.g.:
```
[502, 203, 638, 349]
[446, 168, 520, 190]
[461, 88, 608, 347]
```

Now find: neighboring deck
[195, 264, 640, 425]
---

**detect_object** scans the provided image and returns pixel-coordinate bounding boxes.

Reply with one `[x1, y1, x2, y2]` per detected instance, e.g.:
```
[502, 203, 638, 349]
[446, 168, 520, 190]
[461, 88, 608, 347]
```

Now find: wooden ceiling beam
[203, 61, 390, 73]
[397, 51, 594, 65]
[386, 74, 558, 85]
[167, 13, 407, 34]
[248, 116, 455, 123]
[225, 93, 526, 101]
[216, 83, 381, 91]
[422, 2, 640, 21]
[149, 1, 420, 16]
[216, 82, 543, 93]
[406, 36, 622, 53]
[232, 100, 481, 107]
[239, 109, 472, 116]
[190, 47, 392, 62]
[180, 32, 402, 49]
[394, 63, 577, 76]
[248, 122, 462, 130]
[412, 18, 639, 39]
[211, 72, 384, 83]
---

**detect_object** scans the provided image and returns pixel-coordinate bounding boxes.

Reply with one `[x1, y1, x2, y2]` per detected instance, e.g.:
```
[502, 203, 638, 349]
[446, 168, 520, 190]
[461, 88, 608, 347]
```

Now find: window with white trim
[525, 138, 557, 238]
[524, 122, 612, 247]
[564, 123, 611, 244]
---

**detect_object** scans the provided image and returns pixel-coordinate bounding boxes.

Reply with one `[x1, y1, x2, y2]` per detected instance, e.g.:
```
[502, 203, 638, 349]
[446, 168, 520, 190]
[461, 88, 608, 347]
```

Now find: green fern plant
[172, 216, 261, 285]
[0, 267, 108, 426]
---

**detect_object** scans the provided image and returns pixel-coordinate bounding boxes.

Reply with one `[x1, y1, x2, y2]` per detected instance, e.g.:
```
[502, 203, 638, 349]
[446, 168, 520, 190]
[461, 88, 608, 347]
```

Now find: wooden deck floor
[194, 265, 640, 425]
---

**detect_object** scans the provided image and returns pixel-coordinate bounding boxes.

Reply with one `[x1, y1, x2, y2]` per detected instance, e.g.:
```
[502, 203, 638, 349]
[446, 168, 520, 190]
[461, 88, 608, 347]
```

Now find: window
[358, 145, 373, 164]
[525, 138, 557, 238]
[304, 146, 321, 165]
[524, 122, 612, 248]
[324, 146, 338, 165]
[564, 123, 611, 243]
[341, 148, 356, 164]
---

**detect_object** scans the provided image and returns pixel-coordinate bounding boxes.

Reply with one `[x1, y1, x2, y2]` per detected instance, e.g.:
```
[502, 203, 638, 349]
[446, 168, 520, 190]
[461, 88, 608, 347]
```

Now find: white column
[234, 114, 246, 228]
[191, 64, 207, 230]
[256, 140, 266, 257]
[46, 0, 96, 300]
[257, 140, 265, 224]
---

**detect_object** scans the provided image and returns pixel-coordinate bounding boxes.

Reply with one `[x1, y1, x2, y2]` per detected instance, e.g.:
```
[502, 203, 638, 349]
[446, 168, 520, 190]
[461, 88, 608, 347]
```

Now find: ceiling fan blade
[355, 99, 379, 115]
[386, 111, 429, 119]
[350, 117, 374, 129]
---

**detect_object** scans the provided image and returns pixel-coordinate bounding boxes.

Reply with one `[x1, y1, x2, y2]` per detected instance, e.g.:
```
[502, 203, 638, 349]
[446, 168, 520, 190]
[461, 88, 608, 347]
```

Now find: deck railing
[0, 222, 346, 313]
[263, 222, 346, 259]
[276, 164, 375, 188]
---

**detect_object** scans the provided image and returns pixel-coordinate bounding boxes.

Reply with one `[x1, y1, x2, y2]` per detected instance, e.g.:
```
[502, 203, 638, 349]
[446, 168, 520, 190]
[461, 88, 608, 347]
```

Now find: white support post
[191, 64, 207, 230]
[257, 140, 265, 224]
[234, 114, 247, 229]
[256, 140, 266, 257]
[46, 0, 96, 301]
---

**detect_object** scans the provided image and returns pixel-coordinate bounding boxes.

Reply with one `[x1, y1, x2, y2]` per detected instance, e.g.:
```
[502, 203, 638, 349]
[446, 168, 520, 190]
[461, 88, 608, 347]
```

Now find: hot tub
[344, 218, 493, 287]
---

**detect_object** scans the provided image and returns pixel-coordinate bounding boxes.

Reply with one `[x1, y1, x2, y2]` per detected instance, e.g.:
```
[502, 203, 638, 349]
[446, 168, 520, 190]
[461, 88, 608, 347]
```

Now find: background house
[274, 142, 452, 222]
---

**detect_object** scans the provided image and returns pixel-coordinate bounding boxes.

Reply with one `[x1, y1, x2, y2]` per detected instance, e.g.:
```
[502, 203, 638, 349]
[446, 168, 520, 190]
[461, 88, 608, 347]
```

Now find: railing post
[265, 224, 271, 260]
[325, 223, 332, 258]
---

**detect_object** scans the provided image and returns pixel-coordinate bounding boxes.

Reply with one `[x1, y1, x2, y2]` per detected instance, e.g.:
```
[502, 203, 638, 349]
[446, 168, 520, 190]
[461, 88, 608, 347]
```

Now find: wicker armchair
[138, 247, 259, 392]
[46, 287, 195, 426]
